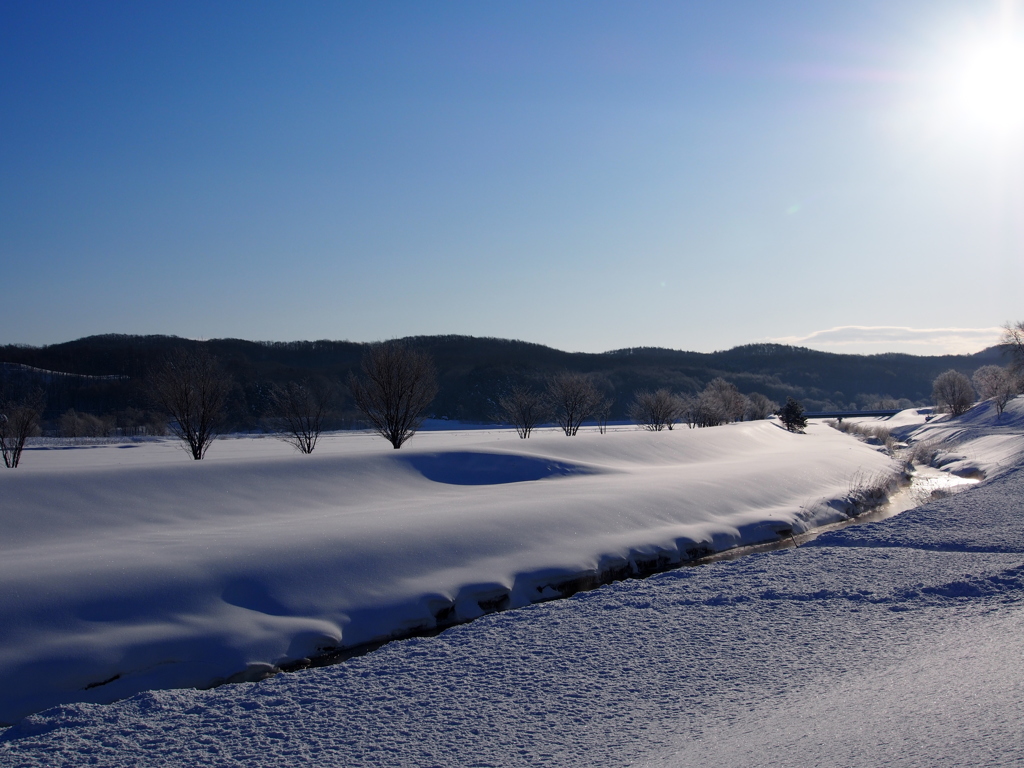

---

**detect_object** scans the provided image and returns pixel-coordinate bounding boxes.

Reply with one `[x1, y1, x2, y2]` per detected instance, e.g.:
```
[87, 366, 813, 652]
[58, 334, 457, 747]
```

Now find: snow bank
[0, 421, 893, 723]
[904, 395, 1024, 479]
[3, 447, 1023, 767]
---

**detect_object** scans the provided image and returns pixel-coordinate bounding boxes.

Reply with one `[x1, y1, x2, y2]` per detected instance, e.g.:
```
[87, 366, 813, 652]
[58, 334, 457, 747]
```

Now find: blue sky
[3, 1, 1022, 354]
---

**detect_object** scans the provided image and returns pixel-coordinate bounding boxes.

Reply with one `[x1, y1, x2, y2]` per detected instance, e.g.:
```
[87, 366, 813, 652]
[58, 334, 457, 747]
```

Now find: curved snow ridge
[0, 422, 896, 723]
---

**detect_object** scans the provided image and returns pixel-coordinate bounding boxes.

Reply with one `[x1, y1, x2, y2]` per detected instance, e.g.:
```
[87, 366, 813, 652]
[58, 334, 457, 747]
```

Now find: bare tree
[593, 397, 612, 434]
[972, 365, 1017, 416]
[271, 379, 335, 453]
[350, 342, 438, 449]
[149, 347, 231, 460]
[0, 391, 43, 468]
[693, 378, 746, 427]
[628, 388, 683, 431]
[931, 369, 975, 417]
[546, 372, 603, 436]
[497, 384, 548, 438]
[1002, 321, 1024, 375]
[679, 394, 699, 429]
[745, 392, 779, 421]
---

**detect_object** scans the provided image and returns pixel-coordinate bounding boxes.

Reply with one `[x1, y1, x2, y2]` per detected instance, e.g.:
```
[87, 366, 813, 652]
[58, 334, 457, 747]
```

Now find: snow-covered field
[0, 420, 894, 724]
[2, 401, 1023, 766]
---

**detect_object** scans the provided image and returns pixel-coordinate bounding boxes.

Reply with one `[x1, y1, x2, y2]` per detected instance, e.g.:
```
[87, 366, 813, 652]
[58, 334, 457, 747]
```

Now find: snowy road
[4, 447, 1023, 766]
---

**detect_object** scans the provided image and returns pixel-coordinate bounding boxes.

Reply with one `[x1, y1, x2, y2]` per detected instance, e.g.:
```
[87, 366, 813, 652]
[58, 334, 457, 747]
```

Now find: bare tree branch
[149, 347, 231, 460]
[972, 365, 1018, 416]
[692, 378, 747, 427]
[497, 385, 548, 438]
[546, 372, 602, 436]
[745, 392, 779, 421]
[628, 389, 683, 431]
[0, 390, 43, 468]
[271, 379, 335, 453]
[1002, 321, 1024, 376]
[350, 342, 438, 449]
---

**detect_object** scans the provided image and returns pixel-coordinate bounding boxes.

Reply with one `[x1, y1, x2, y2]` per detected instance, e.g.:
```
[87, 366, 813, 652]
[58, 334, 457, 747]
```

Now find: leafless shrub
[498, 385, 549, 439]
[826, 419, 895, 453]
[0, 391, 43, 468]
[845, 468, 902, 512]
[862, 424, 891, 442]
[905, 440, 942, 465]
[932, 369, 975, 417]
[271, 379, 335, 454]
[883, 434, 899, 456]
[149, 347, 231, 460]
[628, 388, 683, 431]
[350, 342, 438, 449]
[546, 372, 603, 436]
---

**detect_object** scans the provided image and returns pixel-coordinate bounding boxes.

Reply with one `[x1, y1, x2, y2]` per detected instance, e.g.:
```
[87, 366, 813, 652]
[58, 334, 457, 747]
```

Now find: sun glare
[950, 34, 1024, 133]
[928, 3, 1024, 140]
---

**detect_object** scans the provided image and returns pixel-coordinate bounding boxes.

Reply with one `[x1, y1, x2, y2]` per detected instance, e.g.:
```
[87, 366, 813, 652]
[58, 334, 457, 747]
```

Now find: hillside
[0, 334, 1009, 428]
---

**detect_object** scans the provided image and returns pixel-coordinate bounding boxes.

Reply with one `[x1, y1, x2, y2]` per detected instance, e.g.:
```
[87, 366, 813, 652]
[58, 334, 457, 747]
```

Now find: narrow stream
[288, 462, 983, 673]
[700, 464, 980, 564]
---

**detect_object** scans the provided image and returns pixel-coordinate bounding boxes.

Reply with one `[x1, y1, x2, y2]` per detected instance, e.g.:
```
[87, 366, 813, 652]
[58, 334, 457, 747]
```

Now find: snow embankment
[837, 396, 1024, 480]
[3, 429, 1023, 767]
[0, 421, 893, 723]
[905, 395, 1024, 479]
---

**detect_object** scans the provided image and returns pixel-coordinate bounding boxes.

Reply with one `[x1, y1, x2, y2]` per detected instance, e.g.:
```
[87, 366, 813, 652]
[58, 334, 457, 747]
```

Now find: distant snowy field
[0, 420, 895, 724]
[3, 401, 1023, 766]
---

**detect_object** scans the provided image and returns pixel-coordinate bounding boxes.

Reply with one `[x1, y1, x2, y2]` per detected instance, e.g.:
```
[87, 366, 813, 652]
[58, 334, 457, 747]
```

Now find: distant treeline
[0, 334, 1009, 432]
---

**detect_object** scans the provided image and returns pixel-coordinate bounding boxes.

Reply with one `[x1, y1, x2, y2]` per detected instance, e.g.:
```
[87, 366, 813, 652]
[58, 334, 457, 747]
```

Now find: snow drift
[0, 421, 894, 723]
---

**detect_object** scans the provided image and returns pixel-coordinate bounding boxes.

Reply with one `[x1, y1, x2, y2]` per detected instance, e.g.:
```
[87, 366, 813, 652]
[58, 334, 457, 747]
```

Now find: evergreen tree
[777, 397, 807, 433]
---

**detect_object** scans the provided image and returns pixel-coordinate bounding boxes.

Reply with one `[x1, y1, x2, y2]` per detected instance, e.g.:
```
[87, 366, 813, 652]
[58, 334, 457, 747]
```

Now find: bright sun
[949, 35, 1024, 133]
[931, 4, 1024, 139]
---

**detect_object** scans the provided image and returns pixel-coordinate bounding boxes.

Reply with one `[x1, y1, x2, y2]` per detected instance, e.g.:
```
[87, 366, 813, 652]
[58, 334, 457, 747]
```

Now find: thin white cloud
[771, 325, 1003, 355]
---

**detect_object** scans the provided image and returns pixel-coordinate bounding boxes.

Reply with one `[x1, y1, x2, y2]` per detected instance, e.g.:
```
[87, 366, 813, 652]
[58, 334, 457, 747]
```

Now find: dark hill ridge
[0, 334, 1009, 428]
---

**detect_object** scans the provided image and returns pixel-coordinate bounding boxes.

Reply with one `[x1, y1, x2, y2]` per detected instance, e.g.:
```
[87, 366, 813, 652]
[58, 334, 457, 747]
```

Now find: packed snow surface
[2, 399, 1023, 766]
[0, 421, 894, 723]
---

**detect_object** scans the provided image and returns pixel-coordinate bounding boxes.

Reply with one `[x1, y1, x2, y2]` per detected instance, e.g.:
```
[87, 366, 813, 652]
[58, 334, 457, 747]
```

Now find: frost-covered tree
[678, 394, 699, 429]
[628, 389, 683, 431]
[149, 347, 231, 460]
[1003, 321, 1024, 375]
[350, 342, 438, 449]
[972, 365, 1017, 416]
[546, 372, 603, 436]
[693, 378, 746, 427]
[931, 369, 974, 417]
[745, 392, 779, 421]
[498, 384, 548, 439]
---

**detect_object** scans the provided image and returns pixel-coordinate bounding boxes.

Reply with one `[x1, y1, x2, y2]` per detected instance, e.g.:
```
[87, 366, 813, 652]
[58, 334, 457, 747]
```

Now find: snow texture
[1, 406, 1022, 766]
[0, 421, 894, 724]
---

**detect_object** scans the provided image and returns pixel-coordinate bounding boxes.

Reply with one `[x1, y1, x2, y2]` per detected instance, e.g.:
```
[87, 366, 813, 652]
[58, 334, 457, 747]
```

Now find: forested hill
[0, 334, 1008, 428]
